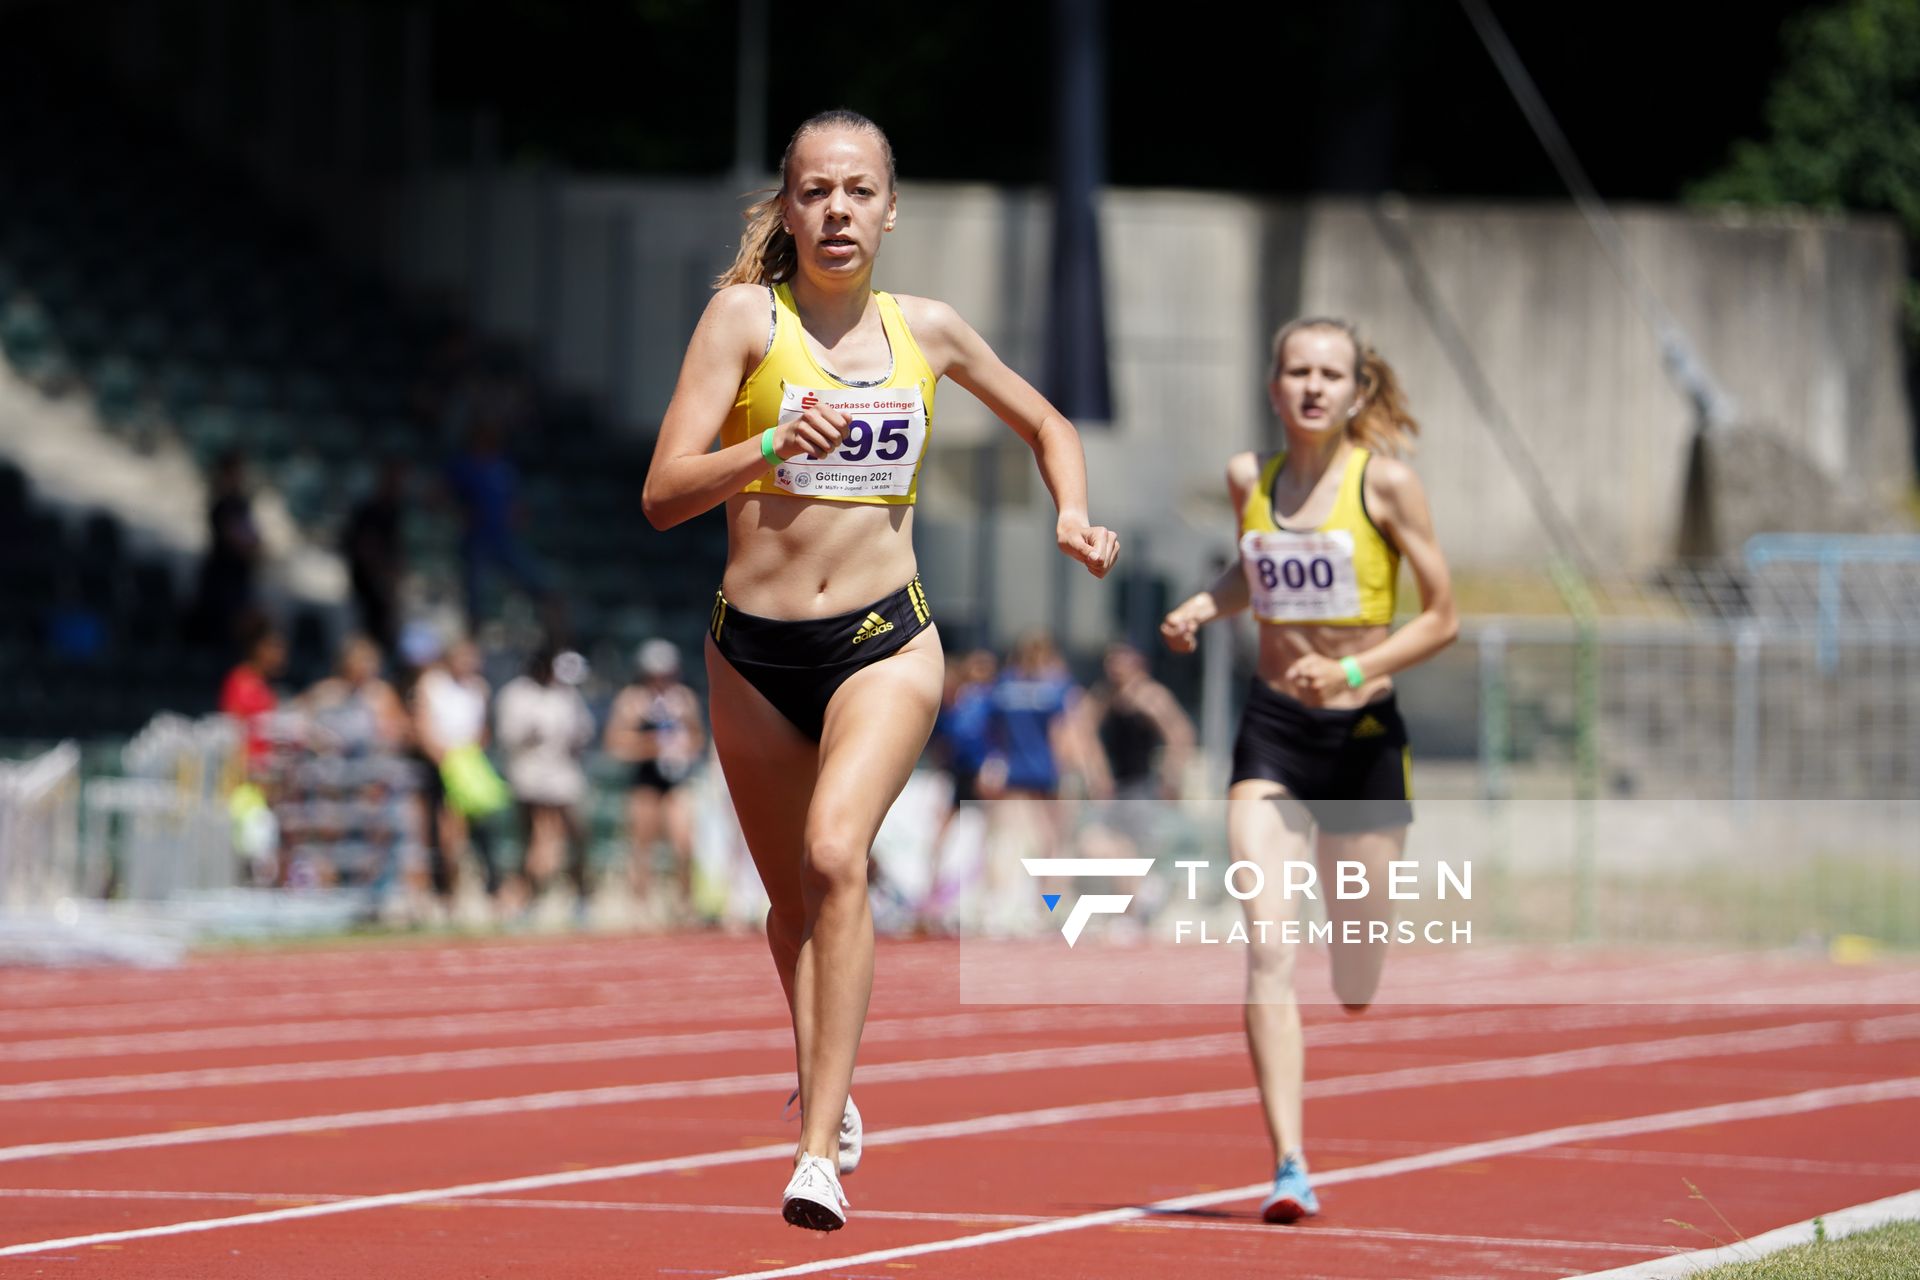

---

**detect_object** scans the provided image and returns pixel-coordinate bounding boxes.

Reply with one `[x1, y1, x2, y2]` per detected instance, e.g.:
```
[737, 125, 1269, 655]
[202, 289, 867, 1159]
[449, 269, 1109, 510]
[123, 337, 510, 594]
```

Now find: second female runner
[1161, 316, 1457, 1224]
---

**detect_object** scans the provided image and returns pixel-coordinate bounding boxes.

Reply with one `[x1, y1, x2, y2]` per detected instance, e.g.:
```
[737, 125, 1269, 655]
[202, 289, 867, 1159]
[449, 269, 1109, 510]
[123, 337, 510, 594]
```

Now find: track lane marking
[0, 1187, 1669, 1250]
[0, 1007, 1225, 1099]
[0, 996, 1217, 1064]
[0, 995, 1860, 1090]
[714, 1076, 1920, 1279]
[1, 1014, 1903, 1166]
[4, 1072, 1917, 1262]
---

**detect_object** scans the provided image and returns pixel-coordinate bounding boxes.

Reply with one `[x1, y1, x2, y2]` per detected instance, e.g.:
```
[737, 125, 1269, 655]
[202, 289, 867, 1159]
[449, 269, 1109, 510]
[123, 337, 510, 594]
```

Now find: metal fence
[1455, 541, 1920, 949]
[0, 741, 81, 908]
[85, 713, 244, 902]
[10, 540, 1915, 958]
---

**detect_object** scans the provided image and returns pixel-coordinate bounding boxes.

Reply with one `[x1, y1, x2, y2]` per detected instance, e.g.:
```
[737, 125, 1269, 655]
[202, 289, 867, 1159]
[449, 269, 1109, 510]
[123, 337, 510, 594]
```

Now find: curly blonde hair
[1269, 317, 1419, 457]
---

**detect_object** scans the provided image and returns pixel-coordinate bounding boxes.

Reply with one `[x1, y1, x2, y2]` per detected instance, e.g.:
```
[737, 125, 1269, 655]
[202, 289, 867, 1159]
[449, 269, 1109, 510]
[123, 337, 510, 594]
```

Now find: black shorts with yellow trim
[709, 576, 933, 742]
[1229, 678, 1414, 834]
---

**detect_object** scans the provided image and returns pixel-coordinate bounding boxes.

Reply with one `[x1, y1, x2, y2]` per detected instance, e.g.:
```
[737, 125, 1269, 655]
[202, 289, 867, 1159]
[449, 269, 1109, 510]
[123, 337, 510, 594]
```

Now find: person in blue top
[444, 420, 549, 632]
[933, 651, 994, 798]
[986, 633, 1083, 798]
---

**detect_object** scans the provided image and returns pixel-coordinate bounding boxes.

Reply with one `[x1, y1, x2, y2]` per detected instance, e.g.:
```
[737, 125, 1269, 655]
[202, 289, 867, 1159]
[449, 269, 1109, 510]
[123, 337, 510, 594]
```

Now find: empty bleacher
[0, 46, 724, 740]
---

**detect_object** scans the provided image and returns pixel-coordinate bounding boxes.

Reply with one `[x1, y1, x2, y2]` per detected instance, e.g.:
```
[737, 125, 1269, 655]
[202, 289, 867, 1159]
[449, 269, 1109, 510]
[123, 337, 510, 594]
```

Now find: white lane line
[5, 1070, 1917, 1263]
[0, 977, 696, 1035]
[0, 1001, 750, 1064]
[6, 941, 1885, 1036]
[1309, 1137, 1920, 1181]
[1075, 1218, 1661, 1251]
[1859, 1011, 1920, 1042]
[0, 993, 1208, 1066]
[0, 1088, 1247, 1258]
[0, 951, 810, 1011]
[1522, 1146, 1920, 1180]
[0, 1006, 1221, 1101]
[1565, 1186, 1920, 1278]
[0, 990, 1217, 1065]
[714, 1075, 1920, 1279]
[2, 1011, 1903, 1167]
[0, 1033, 1247, 1166]
[0, 1010, 1881, 1166]
[0, 995, 1794, 1102]
[3, 940, 1889, 1051]
[0, 1187, 1666, 1250]
[0, 994, 1835, 1091]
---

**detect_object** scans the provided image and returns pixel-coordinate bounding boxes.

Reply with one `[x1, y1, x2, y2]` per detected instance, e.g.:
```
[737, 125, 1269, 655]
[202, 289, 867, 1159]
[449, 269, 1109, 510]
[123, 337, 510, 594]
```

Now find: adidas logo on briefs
[1353, 714, 1386, 739]
[850, 612, 894, 645]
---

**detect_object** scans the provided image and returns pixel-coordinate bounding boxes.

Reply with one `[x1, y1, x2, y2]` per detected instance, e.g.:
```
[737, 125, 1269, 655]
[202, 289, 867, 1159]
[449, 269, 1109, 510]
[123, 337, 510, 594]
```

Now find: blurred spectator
[604, 639, 704, 927]
[413, 635, 502, 905]
[286, 635, 418, 894]
[445, 420, 548, 633]
[0, 291, 62, 390]
[495, 645, 594, 913]
[44, 575, 107, 665]
[1086, 642, 1196, 800]
[343, 460, 408, 658]
[188, 449, 263, 649]
[920, 648, 1002, 928]
[298, 634, 410, 752]
[986, 633, 1108, 799]
[219, 613, 285, 771]
[934, 649, 1000, 803]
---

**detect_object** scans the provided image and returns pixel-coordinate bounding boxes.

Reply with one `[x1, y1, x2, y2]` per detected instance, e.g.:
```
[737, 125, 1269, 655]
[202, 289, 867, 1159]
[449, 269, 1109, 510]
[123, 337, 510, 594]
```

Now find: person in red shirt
[220, 616, 287, 769]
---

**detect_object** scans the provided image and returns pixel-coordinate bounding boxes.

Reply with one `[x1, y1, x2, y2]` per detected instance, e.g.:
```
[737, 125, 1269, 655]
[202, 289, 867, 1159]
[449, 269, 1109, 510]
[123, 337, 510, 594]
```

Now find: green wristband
[1340, 656, 1365, 688]
[759, 427, 782, 467]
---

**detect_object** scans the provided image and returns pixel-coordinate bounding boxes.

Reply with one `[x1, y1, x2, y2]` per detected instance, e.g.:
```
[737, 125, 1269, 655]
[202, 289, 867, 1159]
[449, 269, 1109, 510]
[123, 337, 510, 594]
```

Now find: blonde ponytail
[713, 108, 897, 291]
[715, 191, 797, 289]
[1270, 317, 1420, 457]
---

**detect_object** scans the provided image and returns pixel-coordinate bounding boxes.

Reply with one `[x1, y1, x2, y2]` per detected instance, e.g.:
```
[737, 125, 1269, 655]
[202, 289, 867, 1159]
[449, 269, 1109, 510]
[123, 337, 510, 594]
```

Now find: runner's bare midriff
[723, 491, 918, 618]
[1256, 622, 1393, 709]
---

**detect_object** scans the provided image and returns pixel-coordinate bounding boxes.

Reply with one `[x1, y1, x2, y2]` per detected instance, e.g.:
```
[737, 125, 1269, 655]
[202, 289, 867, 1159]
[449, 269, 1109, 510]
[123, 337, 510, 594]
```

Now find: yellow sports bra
[725, 283, 938, 506]
[1238, 447, 1399, 626]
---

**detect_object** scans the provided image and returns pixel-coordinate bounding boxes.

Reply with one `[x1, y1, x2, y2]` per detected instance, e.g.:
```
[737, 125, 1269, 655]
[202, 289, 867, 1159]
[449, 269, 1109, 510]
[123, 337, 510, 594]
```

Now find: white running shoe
[837, 1095, 863, 1176]
[780, 1152, 848, 1231]
[783, 1089, 863, 1176]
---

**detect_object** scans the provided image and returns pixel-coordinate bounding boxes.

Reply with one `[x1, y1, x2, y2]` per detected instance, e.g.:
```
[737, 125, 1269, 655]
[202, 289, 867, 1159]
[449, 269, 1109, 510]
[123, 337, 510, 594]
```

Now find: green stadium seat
[179, 404, 241, 464]
[153, 358, 210, 417]
[89, 352, 144, 423]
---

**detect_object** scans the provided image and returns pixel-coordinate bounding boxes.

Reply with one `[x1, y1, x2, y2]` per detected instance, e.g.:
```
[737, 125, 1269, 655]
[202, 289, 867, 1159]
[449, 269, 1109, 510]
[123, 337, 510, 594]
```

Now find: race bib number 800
[772, 385, 928, 499]
[1240, 528, 1361, 622]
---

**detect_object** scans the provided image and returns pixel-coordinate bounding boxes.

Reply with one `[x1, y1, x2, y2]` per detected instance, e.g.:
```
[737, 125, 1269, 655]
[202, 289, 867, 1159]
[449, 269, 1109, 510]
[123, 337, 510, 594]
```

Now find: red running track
[0, 934, 1915, 1278]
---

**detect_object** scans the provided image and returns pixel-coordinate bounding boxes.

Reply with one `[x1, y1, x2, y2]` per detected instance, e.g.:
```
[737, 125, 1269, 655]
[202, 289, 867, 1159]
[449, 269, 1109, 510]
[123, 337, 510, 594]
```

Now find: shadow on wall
[1679, 426, 1905, 559]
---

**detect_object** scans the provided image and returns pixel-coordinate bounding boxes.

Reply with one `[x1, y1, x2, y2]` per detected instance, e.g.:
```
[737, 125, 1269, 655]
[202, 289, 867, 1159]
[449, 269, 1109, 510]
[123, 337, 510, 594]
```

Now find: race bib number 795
[772, 385, 928, 499]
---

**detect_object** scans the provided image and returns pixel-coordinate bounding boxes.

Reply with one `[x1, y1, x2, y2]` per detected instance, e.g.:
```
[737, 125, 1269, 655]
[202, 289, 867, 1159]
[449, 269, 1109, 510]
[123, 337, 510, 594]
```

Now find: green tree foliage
[1690, 0, 1920, 345]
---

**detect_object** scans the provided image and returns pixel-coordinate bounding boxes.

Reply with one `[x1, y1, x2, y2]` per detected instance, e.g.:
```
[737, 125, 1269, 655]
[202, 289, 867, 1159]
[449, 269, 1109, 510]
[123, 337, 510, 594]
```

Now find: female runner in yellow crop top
[1160, 318, 1457, 1224]
[643, 109, 1119, 1232]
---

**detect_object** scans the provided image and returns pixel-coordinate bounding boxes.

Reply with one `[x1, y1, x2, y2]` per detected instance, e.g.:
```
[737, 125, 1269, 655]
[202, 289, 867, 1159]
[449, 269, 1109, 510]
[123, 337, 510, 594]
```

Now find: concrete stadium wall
[335, 174, 1912, 603]
[67, 0, 1914, 598]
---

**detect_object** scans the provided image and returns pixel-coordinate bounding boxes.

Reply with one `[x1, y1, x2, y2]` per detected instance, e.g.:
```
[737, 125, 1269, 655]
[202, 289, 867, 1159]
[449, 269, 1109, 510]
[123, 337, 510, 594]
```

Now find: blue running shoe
[1259, 1153, 1320, 1224]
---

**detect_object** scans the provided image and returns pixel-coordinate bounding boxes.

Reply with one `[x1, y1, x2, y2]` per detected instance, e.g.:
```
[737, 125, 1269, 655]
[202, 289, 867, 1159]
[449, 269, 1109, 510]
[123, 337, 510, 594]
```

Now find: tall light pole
[733, 0, 769, 187]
